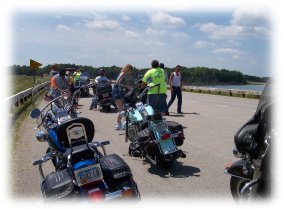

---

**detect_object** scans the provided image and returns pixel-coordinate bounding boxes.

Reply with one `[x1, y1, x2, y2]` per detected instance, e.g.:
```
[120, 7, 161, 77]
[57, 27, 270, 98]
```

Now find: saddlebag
[41, 169, 75, 200]
[96, 82, 112, 99]
[167, 121, 185, 146]
[99, 154, 132, 188]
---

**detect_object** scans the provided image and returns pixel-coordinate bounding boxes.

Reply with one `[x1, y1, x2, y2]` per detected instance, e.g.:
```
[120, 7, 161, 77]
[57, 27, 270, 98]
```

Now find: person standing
[50, 68, 70, 98]
[73, 67, 82, 84]
[112, 64, 135, 130]
[167, 65, 183, 114]
[49, 64, 58, 77]
[142, 60, 167, 114]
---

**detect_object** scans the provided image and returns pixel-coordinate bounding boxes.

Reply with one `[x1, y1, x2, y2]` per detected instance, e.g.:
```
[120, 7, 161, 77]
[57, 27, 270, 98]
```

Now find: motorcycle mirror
[30, 108, 41, 118]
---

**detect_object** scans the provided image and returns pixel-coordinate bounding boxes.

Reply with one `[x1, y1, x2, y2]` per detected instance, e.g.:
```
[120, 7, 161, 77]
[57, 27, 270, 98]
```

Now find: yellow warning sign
[30, 59, 42, 69]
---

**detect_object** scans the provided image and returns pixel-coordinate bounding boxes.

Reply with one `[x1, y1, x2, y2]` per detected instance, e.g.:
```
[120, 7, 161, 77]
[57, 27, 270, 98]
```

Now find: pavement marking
[215, 105, 230, 108]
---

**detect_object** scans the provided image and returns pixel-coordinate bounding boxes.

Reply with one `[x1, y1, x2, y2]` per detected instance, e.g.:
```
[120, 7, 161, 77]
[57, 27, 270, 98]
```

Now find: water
[201, 85, 265, 92]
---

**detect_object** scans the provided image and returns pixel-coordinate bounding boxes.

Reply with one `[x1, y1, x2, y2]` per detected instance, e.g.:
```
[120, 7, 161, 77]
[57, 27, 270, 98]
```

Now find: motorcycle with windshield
[123, 78, 186, 169]
[30, 87, 140, 201]
[225, 78, 275, 201]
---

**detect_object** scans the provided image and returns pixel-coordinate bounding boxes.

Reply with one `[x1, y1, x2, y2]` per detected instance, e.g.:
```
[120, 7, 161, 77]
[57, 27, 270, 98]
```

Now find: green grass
[10, 75, 50, 150]
[10, 75, 50, 95]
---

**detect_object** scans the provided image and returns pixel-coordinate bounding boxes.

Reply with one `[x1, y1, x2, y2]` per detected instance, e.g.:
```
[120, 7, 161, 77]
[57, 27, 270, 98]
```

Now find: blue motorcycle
[30, 88, 140, 201]
[123, 81, 186, 169]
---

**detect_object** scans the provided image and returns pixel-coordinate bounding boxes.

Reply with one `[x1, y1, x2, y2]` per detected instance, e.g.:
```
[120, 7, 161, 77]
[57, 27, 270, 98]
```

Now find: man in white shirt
[90, 69, 109, 110]
[167, 65, 183, 114]
[95, 69, 110, 83]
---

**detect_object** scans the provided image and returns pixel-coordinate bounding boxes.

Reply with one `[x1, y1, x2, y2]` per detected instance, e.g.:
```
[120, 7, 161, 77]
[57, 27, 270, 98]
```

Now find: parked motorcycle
[30, 88, 140, 201]
[225, 78, 274, 201]
[123, 80, 186, 169]
[94, 80, 116, 112]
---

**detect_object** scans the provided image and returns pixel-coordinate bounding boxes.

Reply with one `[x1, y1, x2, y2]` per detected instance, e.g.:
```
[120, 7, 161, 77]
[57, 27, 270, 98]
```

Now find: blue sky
[12, 7, 271, 77]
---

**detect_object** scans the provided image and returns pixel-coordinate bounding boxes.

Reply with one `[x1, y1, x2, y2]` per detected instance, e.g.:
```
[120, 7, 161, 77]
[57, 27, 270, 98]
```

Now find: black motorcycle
[30, 89, 140, 201]
[225, 78, 275, 201]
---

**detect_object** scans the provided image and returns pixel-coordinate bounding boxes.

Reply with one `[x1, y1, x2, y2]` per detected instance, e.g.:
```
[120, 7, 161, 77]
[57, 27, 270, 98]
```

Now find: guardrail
[4, 82, 50, 111]
[182, 86, 261, 98]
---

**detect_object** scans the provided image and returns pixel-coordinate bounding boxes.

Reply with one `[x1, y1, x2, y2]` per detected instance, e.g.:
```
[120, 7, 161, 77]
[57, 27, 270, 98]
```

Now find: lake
[201, 85, 265, 92]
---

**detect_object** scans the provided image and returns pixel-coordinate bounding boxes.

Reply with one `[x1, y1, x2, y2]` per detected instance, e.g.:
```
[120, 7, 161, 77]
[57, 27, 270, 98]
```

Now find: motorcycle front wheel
[230, 177, 250, 201]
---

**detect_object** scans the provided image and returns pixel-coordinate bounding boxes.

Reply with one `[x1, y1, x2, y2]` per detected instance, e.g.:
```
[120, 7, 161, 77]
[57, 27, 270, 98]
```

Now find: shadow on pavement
[147, 160, 201, 178]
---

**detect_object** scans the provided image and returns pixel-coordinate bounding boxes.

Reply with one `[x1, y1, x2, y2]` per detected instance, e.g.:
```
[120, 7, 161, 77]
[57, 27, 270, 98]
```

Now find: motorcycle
[74, 71, 91, 97]
[93, 80, 117, 112]
[123, 79, 186, 169]
[225, 78, 274, 201]
[30, 88, 140, 201]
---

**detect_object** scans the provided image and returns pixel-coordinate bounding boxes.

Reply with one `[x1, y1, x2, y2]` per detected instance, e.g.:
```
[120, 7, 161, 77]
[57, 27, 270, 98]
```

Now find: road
[10, 91, 259, 201]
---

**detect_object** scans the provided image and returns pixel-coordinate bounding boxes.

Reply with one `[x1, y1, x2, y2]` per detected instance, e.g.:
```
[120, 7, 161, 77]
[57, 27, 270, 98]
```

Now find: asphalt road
[10, 90, 259, 201]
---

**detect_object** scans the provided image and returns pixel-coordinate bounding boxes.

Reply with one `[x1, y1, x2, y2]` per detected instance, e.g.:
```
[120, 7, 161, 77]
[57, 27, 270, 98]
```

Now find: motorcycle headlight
[243, 132, 257, 150]
[234, 123, 259, 155]
[36, 131, 48, 142]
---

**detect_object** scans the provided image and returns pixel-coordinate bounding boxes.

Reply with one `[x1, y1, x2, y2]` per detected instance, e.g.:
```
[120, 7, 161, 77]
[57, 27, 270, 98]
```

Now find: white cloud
[125, 30, 140, 39]
[122, 14, 130, 21]
[212, 47, 248, 60]
[195, 40, 214, 48]
[56, 24, 71, 31]
[231, 7, 270, 27]
[198, 6, 271, 39]
[212, 48, 248, 55]
[172, 32, 190, 39]
[150, 11, 186, 28]
[84, 15, 120, 30]
[232, 55, 242, 60]
[199, 22, 244, 39]
[145, 27, 167, 36]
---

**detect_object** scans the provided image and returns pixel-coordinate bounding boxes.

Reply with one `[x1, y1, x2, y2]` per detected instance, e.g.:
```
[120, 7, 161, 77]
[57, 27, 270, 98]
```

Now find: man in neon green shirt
[142, 60, 168, 113]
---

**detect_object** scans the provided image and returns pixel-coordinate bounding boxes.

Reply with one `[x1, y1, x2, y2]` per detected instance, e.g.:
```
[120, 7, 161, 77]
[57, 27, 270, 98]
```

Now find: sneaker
[164, 111, 170, 116]
[115, 122, 122, 130]
[89, 107, 93, 110]
[177, 111, 183, 114]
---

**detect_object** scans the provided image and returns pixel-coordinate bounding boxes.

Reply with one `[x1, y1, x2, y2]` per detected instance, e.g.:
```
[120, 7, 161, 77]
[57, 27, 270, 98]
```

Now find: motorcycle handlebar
[138, 83, 160, 99]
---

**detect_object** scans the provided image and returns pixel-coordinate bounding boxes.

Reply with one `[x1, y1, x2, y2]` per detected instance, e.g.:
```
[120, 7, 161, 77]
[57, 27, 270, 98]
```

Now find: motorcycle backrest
[56, 117, 95, 148]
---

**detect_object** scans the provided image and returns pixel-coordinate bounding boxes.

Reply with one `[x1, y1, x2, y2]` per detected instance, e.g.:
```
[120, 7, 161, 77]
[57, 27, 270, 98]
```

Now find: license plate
[102, 93, 109, 98]
[74, 164, 103, 186]
[155, 122, 168, 133]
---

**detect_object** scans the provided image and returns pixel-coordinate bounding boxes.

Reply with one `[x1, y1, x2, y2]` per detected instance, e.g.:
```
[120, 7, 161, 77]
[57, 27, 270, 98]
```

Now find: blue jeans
[167, 86, 182, 112]
[147, 94, 167, 113]
[90, 96, 98, 108]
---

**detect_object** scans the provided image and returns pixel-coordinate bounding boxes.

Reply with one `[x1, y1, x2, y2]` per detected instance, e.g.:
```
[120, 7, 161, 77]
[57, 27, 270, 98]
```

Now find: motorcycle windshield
[256, 78, 274, 114]
[79, 72, 91, 84]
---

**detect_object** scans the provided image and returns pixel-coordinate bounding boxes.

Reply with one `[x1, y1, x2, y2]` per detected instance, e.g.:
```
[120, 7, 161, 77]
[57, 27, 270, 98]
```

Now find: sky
[11, 6, 272, 77]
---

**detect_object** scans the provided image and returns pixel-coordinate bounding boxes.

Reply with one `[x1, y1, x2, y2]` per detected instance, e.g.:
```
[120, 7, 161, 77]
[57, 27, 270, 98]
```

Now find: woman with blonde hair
[112, 64, 135, 130]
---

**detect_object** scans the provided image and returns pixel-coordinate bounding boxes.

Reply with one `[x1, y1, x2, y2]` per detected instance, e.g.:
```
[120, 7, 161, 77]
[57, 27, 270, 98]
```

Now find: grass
[10, 75, 50, 95]
[10, 76, 49, 150]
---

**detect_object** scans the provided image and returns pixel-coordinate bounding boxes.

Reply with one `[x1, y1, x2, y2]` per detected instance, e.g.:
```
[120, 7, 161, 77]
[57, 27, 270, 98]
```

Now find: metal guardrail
[182, 86, 261, 98]
[4, 82, 50, 110]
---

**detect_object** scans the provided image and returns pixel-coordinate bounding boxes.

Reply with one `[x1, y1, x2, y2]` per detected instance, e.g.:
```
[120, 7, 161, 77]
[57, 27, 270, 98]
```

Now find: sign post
[30, 59, 42, 85]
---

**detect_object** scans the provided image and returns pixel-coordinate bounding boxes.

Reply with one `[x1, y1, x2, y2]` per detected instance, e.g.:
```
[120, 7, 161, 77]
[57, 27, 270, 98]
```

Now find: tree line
[10, 64, 269, 85]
